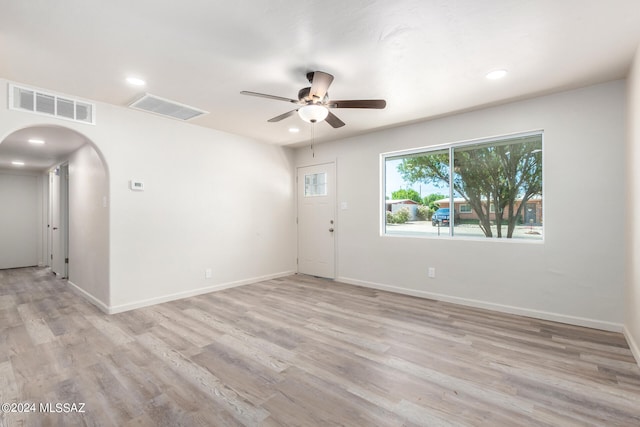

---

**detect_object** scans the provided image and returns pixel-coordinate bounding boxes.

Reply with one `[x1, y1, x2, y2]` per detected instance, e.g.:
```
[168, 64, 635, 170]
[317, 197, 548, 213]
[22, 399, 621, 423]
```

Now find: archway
[0, 124, 110, 309]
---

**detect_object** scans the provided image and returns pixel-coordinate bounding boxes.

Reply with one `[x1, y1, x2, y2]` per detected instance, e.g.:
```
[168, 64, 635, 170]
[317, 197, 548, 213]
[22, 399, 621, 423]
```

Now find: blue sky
[385, 158, 446, 199]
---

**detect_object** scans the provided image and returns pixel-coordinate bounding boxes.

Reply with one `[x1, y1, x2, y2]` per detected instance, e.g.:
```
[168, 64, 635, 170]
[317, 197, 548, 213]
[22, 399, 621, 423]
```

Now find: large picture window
[383, 132, 543, 240]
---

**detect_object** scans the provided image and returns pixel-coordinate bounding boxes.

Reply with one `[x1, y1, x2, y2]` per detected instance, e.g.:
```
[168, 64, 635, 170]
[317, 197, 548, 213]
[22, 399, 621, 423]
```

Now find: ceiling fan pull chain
[310, 123, 315, 158]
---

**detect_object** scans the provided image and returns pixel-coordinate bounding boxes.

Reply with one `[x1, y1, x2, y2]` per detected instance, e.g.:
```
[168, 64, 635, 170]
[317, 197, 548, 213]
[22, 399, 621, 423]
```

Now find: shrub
[386, 207, 410, 224]
[386, 211, 397, 224]
[395, 207, 410, 223]
[416, 205, 430, 220]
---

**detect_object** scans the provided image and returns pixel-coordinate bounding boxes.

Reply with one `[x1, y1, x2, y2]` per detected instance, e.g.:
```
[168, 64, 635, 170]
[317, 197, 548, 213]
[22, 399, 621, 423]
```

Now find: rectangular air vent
[8, 83, 95, 124]
[128, 93, 207, 121]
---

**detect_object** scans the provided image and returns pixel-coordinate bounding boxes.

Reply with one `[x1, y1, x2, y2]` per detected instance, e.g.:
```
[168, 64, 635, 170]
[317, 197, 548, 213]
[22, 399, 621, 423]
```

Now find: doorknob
[329, 228, 334, 232]
[53, 227, 59, 230]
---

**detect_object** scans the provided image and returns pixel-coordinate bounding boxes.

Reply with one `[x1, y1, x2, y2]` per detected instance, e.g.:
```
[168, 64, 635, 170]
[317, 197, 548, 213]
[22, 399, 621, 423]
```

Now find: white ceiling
[1, 0, 640, 170]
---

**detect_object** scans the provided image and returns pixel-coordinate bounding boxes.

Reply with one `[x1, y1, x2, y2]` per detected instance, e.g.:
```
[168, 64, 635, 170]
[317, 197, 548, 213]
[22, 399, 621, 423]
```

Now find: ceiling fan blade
[329, 99, 387, 109]
[309, 71, 334, 102]
[267, 109, 297, 123]
[240, 91, 299, 104]
[325, 111, 345, 128]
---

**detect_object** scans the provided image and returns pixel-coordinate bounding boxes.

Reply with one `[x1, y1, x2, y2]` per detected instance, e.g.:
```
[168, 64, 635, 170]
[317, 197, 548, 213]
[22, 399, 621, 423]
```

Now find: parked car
[431, 208, 460, 226]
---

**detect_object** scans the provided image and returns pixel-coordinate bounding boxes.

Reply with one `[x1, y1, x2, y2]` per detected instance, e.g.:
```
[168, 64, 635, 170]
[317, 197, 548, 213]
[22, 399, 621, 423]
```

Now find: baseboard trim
[107, 270, 296, 314]
[337, 276, 624, 333]
[623, 326, 640, 368]
[67, 280, 111, 314]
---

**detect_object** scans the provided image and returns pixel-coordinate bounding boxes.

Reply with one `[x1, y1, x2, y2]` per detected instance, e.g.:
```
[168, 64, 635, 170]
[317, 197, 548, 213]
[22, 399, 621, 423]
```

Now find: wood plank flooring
[1, 266, 639, 426]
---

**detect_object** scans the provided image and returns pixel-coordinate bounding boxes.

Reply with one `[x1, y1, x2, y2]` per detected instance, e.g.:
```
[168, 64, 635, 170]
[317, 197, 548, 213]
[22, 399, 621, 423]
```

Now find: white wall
[0, 170, 41, 269]
[0, 78, 297, 312]
[296, 80, 626, 331]
[626, 46, 640, 363]
[99, 104, 296, 312]
[67, 143, 110, 304]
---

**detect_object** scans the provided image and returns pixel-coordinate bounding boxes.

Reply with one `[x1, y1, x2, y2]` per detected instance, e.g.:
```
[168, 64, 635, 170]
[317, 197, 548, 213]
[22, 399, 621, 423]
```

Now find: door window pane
[304, 173, 327, 196]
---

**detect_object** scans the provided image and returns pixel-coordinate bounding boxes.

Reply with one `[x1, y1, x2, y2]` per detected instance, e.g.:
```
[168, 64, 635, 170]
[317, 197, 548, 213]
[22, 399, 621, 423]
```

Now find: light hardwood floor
[1, 267, 639, 426]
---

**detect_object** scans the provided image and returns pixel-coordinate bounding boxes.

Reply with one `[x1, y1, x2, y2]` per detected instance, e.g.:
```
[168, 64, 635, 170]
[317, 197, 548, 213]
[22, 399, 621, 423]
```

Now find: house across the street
[386, 199, 419, 220]
[435, 197, 543, 225]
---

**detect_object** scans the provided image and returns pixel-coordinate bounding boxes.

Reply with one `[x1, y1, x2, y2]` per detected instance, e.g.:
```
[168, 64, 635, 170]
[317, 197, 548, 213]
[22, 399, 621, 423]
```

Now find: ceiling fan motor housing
[306, 71, 315, 83]
[298, 87, 310, 102]
[298, 87, 329, 104]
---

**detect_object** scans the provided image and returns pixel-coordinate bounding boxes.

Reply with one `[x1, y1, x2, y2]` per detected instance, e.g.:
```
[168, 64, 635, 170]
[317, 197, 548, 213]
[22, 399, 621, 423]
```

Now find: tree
[391, 188, 422, 203]
[423, 193, 446, 210]
[398, 138, 542, 238]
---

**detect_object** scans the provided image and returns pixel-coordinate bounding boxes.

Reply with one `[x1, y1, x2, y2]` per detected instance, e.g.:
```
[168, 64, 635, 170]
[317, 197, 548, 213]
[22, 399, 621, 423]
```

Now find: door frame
[296, 161, 337, 279]
[49, 163, 69, 278]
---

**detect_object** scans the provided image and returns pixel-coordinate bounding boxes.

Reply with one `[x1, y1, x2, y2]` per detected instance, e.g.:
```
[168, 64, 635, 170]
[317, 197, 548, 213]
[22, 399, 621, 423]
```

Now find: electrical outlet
[205, 268, 212, 279]
[428, 267, 436, 278]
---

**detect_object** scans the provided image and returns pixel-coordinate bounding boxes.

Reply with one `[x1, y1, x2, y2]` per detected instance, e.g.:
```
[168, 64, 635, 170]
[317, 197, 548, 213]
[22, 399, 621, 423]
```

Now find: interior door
[50, 165, 69, 277]
[0, 173, 39, 269]
[297, 162, 336, 279]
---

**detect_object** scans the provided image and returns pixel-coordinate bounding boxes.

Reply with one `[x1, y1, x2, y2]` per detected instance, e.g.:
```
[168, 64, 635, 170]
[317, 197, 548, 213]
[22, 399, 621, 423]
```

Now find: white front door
[297, 162, 336, 279]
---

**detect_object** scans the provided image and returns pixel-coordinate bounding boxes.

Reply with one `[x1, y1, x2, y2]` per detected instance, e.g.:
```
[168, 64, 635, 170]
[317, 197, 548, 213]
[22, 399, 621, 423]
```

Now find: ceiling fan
[240, 71, 386, 128]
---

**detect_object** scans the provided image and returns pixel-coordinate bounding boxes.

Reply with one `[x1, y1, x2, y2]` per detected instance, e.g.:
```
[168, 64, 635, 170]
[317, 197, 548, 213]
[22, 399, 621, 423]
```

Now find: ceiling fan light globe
[298, 104, 329, 123]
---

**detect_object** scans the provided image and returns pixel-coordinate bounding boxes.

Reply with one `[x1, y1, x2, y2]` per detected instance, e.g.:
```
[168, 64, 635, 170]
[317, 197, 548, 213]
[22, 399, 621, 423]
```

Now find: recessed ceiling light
[126, 76, 146, 86]
[28, 138, 45, 144]
[486, 69, 508, 80]
[11, 161, 25, 166]
[288, 127, 300, 133]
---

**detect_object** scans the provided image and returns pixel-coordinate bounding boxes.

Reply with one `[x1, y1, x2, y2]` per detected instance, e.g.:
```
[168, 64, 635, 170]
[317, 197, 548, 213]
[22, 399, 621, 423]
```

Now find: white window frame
[381, 130, 544, 242]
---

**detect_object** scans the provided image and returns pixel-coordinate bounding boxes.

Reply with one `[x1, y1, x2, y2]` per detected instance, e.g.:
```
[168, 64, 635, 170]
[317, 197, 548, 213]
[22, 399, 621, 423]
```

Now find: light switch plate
[129, 180, 145, 191]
